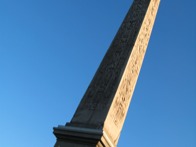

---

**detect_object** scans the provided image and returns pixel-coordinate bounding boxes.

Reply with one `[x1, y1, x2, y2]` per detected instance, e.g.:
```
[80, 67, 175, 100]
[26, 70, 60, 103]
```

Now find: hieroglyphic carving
[71, 0, 160, 137]
[105, 0, 160, 144]
[54, 1, 160, 147]
[110, 0, 159, 128]
[74, 0, 151, 113]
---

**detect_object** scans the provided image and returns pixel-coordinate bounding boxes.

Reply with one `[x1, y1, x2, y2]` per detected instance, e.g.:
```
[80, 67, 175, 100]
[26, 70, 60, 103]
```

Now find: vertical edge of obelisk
[103, 0, 160, 145]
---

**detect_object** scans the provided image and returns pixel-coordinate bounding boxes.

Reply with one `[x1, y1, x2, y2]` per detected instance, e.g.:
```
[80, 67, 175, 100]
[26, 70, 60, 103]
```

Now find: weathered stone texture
[105, 0, 160, 144]
[54, 0, 160, 146]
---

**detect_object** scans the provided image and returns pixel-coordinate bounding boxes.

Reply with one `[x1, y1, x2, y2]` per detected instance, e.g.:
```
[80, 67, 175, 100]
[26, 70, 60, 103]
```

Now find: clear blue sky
[0, 0, 195, 146]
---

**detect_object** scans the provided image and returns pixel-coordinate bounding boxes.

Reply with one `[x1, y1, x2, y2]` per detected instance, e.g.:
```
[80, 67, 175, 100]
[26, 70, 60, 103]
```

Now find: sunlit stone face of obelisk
[53, 0, 160, 146]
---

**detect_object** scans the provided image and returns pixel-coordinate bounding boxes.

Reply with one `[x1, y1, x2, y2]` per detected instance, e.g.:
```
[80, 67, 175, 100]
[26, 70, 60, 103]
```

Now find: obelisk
[53, 0, 160, 146]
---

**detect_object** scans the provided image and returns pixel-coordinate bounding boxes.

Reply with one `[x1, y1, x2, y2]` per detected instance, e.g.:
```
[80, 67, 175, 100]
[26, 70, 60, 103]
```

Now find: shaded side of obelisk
[53, 0, 160, 146]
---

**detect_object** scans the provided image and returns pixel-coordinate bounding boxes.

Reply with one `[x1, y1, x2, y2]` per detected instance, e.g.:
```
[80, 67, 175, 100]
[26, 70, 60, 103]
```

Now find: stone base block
[53, 125, 115, 147]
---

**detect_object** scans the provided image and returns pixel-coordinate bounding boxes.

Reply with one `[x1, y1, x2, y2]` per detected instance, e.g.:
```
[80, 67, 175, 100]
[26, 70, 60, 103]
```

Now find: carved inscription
[105, 0, 160, 144]
[77, 0, 151, 112]
[71, 0, 160, 135]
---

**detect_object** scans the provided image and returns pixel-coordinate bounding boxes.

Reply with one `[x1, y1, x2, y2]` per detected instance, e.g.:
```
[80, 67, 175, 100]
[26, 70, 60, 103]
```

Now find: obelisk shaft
[54, 0, 160, 146]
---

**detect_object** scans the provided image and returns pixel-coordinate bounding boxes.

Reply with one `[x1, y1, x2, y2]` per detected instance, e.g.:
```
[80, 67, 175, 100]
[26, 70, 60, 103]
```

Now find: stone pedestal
[54, 126, 114, 147]
[53, 0, 160, 146]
